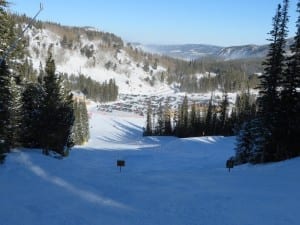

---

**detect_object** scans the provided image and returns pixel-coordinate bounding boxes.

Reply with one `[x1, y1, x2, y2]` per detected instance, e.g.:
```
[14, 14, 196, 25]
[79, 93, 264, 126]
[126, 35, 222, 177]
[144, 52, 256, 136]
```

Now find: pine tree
[235, 0, 290, 164]
[235, 121, 254, 164]
[219, 90, 229, 135]
[258, 3, 285, 121]
[163, 98, 172, 135]
[255, 0, 289, 162]
[0, 61, 10, 153]
[175, 96, 189, 137]
[156, 102, 164, 135]
[0, 1, 10, 60]
[79, 100, 89, 143]
[235, 118, 268, 164]
[21, 82, 45, 148]
[40, 53, 74, 155]
[144, 101, 153, 136]
[6, 77, 22, 147]
[0, 1, 13, 156]
[0, 1, 26, 74]
[279, 0, 300, 158]
[72, 100, 81, 144]
[189, 102, 197, 136]
[205, 95, 213, 136]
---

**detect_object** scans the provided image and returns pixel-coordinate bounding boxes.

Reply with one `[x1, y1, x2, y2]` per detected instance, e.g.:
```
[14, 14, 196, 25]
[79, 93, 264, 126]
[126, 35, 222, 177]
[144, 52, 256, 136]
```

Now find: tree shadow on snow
[94, 119, 161, 149]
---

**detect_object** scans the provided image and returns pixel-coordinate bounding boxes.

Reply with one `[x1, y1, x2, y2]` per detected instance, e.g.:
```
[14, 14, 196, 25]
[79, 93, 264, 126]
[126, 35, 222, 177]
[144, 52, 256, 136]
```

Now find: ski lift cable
[0, 3, 43, 65]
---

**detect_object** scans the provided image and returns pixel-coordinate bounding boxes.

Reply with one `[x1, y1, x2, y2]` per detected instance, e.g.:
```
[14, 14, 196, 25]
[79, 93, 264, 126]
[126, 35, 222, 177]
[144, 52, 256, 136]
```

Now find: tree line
[63, 74, 118, 102]
[144, 90, 256, 138]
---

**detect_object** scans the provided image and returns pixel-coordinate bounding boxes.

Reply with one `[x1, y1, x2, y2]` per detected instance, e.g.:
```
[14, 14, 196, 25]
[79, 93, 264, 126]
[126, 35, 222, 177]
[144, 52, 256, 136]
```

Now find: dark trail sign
[117, 160, 125, 172]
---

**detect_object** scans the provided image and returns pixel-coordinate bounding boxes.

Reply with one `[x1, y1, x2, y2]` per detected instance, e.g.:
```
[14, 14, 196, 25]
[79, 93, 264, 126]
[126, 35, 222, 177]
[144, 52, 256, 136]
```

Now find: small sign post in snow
[117, 160, 125, 172]
[226, 158, 234, 172]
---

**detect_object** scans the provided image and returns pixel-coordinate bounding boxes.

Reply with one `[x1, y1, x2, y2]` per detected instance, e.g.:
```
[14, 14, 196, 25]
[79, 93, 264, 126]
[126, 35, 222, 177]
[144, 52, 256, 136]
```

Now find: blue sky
[9, 0, 299, 46]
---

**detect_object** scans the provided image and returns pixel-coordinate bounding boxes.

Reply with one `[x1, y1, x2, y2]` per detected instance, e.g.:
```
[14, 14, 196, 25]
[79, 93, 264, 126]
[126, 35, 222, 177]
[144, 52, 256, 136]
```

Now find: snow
[1, 103, 299, 225]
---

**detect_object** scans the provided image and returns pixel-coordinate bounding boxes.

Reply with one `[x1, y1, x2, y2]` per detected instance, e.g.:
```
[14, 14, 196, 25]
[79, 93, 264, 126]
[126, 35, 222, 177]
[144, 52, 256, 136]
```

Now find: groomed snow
[0, 104, 299, 225]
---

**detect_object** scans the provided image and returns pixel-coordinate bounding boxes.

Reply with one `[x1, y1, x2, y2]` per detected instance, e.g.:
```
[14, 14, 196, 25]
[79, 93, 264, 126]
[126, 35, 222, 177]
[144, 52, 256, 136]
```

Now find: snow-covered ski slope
[1, 103, 299, 225]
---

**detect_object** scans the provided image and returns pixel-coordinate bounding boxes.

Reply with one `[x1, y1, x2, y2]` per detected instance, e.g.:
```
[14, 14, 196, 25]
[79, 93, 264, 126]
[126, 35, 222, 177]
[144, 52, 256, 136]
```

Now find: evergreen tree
[72, 100, 82, 144]
[78, 100, 89, 144]
[211, 110, 218, 136]
[205, 95, 213, 135]
[0, 61, 11, 153]
[253, 0, 288, 162]
[219, 90, 229, 135]
[0, 1, 26, 75]
[235, 121, 254, 164]
[6, 77, 22, 147]
[0, 1, 10, 61]
[279, 0, 300, 158]
[189, 101, 197, 136]
[235, 0, 290, 164]
[163, 98, 172, 135]
[156, 102, 164, 135]
[21, 82, 45, 148]
[175, 96, 189, 137]
[40, 53, 74, 155]
[144, 101, 153, 136]
[235, 118, 268, 164]
[0, 1, 28, 150]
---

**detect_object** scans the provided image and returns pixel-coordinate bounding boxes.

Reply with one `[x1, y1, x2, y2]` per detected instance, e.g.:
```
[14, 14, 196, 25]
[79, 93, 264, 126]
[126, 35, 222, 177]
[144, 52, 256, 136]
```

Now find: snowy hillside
[24, 24, 171, 95]
[1, 103, 299, 225]
[217, 44, 268, 60]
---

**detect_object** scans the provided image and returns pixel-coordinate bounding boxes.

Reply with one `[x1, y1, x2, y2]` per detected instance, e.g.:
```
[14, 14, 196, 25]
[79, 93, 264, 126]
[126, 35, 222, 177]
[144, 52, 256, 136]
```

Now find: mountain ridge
[136, 43, 267, 61]
[136, 37, 294, 61]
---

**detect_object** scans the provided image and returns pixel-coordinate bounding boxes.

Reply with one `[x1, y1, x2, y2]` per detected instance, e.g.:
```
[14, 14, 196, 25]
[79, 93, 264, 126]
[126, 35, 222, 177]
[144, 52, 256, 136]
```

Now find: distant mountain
[139, 44, 223, 60]
[138, 38, 294, 61]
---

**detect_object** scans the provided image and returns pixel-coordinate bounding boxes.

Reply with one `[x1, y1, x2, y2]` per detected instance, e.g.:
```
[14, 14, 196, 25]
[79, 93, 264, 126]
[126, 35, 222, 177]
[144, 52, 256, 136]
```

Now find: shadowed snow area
[0, 104, 299, 225]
